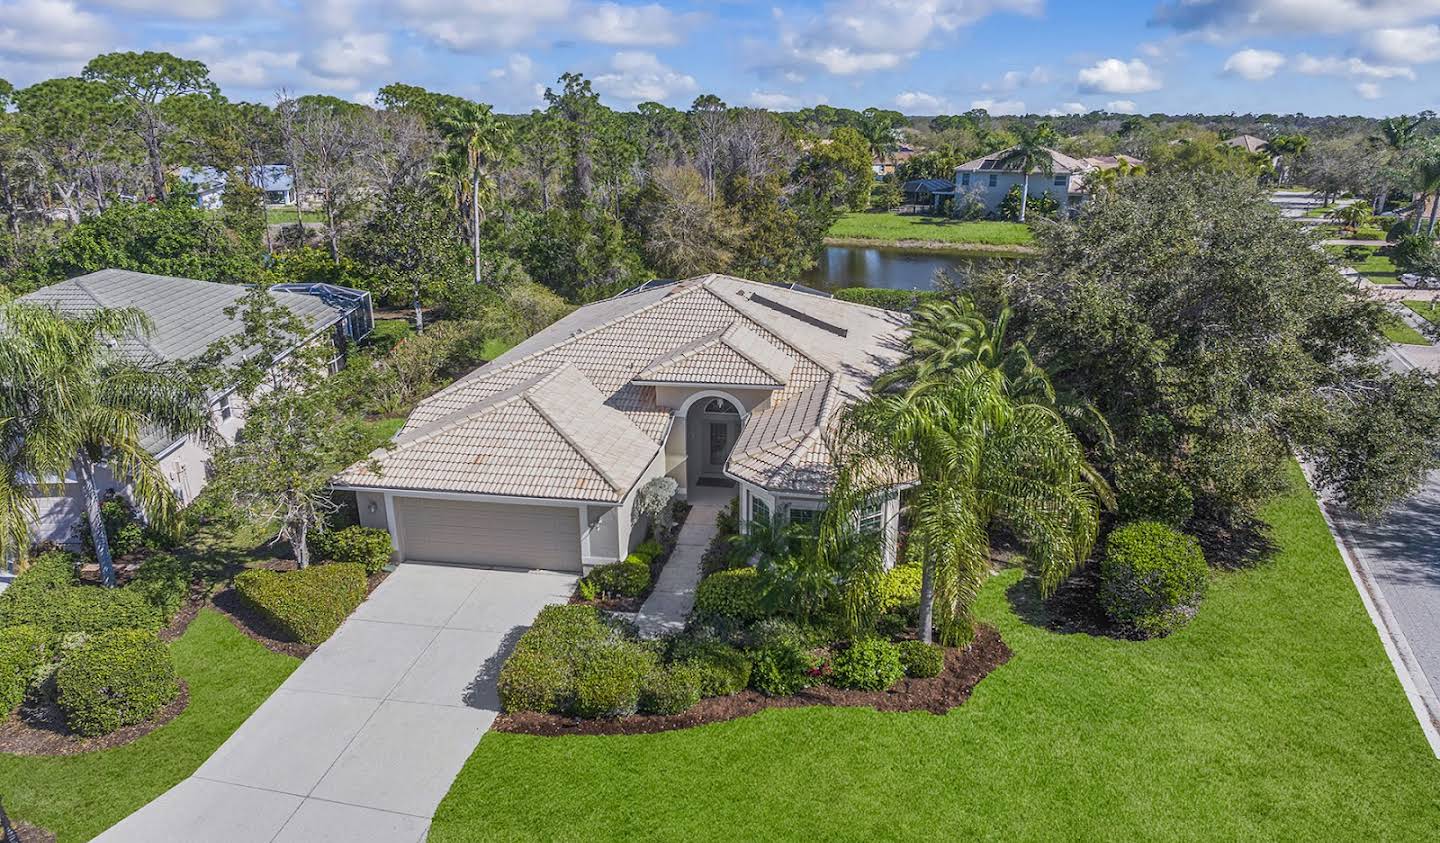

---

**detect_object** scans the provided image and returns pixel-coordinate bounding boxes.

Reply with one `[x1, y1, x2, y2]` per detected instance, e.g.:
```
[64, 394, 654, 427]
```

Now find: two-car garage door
[395, 497, 581, 572]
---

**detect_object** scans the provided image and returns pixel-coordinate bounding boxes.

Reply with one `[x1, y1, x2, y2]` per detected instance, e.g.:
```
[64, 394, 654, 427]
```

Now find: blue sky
[0, 0, 1437, 116]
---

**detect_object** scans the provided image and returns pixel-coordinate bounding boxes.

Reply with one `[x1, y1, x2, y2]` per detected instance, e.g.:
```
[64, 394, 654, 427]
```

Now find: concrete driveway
[97, 564, 576, 842]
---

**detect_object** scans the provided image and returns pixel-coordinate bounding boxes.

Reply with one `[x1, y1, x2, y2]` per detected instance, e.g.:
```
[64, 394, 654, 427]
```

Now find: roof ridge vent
[747, 292, 848, 338]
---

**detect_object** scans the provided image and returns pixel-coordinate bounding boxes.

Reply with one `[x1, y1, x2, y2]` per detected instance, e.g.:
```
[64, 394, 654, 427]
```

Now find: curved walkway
[97, 564, 576, 842]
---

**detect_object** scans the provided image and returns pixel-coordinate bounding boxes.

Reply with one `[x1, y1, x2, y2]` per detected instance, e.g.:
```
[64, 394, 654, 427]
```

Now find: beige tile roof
[955, 145, 1090, 174]
[635, 321, 793, 388]
[337, 275, 908, 500]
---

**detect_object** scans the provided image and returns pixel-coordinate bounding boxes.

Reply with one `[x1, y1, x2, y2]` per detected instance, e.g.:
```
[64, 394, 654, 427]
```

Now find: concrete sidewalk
[97, 564, 576, 842]
[635, 487, 732, 638]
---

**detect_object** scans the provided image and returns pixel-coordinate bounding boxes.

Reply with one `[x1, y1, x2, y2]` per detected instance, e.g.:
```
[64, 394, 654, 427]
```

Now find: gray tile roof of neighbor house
[337, 274, 909, 501]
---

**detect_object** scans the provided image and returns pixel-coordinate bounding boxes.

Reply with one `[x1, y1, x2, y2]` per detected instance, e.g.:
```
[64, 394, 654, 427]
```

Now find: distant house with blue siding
[175, 165, 295, 209]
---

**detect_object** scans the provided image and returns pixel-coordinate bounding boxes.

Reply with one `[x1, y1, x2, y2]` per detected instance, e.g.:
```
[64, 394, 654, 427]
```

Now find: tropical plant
[1411, 148, 1440, 236]
[822, 363, 1106, 644]
[433, 102, 510, 285]
[1262, 134, 1308, 184]
[995, 122, 1058, 222]
[1331, 201, 1373, 235]
[0, 303, 211, 584]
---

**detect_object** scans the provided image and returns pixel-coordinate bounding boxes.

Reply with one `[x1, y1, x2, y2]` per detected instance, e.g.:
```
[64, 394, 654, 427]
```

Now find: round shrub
[632, 539, 663, 564]
[830, 637, 904, 691]
[1100, 521, 1208, 639]
[497, 648, 570, 713]
[748, 640, 818, 697]
[897, 640, 945, 679]
[668, 638, 751, 697]
[570, 640, 656, 718]
[55, 629, 178, 737]
[498, 604, 611, 713]
[693, 567, 762, 623]
[639, 664, 702, 715]
[582, 558, 651, 599]
[0, 625, 54, 714]
[880, 564, 923, 612]
[311, 526, 393, 575]
[233, 564, 367, 645]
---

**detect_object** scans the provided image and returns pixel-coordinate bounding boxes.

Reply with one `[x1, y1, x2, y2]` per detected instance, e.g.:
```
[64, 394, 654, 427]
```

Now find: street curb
[1302, 465, 1440, 758]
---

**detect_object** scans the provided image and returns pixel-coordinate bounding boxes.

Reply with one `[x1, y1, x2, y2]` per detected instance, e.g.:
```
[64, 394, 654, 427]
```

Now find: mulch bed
[494, 624, 1011, 737]
[208, 560, 389, 660]
[14, 822, 56, 843]
[0, 681, 189, 757]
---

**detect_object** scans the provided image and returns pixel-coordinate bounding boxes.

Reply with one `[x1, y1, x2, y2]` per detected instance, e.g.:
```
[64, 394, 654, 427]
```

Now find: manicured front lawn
[1352, 251, 1399, 285]
[430, 466, 1440, 841]
[828, 213, 1034, 247]
[0, 610, 298, 842]
[1381, 310, 1430, 345]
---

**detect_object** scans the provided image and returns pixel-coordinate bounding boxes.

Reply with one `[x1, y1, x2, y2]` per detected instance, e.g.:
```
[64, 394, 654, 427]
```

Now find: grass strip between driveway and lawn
[429, 464, 1440, 841]
[0, 609, 298, 842]
[1403, 300, 1440, 327]
[827, 213, 1034, 250]
[1381, 310, 1431, 345]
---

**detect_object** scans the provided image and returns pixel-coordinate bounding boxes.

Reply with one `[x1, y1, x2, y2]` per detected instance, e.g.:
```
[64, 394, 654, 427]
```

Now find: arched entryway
[686, 394, 742, 491]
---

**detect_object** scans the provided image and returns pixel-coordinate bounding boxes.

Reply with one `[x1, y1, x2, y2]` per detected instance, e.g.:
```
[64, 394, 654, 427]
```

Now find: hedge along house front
[334, 275, 910, 574]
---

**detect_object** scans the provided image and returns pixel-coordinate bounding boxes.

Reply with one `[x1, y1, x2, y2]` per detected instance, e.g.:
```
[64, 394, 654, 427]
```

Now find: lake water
[800, 245, 1017, 292]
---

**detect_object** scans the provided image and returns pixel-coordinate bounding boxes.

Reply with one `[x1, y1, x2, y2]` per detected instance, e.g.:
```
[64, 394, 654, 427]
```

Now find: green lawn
[430, 465, 1440, 841]
[266, 205, 327, 224]
[1381, 311, 1430, 345]
[0, 610, 298, 842]
[828, 213, 1035, 248]
[1404, 300, 1440, 326]
[1353, 251, 1400, 285]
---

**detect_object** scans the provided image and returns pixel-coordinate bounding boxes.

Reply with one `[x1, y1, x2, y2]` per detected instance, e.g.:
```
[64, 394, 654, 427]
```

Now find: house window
[218, 394, 232, 421]
[1053, 174, 1067, 188]
[703, 397, 739, 415]
[988, 174, 998, 188]
[751, 496, 770, 527]
[960, 173, 970, 187]
[859, 499, 884, 535]
[788, 507, 819, 531]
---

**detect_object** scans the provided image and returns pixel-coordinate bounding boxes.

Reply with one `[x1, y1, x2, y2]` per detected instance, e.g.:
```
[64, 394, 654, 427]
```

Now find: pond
[800, 245, 1022, 293]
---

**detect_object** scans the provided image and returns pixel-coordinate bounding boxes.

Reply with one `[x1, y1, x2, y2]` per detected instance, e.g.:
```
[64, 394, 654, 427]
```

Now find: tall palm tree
[1412, 151, 1440, 236]
[0, 302, 211, 585]
[434, 102, 509, 286]
[858, 108, 900, 173]
[996, 124, 1057, 222]
[821, 365, 1104, 643]
[1261, 134, 1308, 185]
[1370, 115, 1421, 213]
[1331, 200, 1373, 235]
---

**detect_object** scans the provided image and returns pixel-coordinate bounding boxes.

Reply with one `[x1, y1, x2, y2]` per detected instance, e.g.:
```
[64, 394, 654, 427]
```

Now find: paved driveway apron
[97, 565, 576, 842]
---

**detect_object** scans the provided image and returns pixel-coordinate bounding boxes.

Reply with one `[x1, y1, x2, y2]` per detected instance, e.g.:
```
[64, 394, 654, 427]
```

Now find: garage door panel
[397, 497, 580, 572]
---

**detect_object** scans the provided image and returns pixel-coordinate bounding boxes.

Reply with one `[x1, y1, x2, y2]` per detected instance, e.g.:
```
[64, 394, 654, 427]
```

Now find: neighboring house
[938, 147, 1143, 216]
[902, 178, 954, 207]
[873, 143, 917, 177]
[18, 269, 372, 546]
[175, 166, 296, 210]
[1223, 135, 1280, 169]
[334, 274, 909, 574]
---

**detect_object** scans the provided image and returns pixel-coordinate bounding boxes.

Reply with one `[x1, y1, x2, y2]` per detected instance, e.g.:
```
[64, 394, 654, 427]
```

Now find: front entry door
[706, 420, 737, 476]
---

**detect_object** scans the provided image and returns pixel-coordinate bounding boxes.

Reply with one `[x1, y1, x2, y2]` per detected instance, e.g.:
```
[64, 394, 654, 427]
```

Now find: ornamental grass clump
[1100, 521, 1208, 639]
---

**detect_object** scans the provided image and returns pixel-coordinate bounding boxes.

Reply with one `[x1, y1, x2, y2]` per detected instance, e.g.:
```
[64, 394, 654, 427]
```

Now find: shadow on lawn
[1006, 566, 1126, 639]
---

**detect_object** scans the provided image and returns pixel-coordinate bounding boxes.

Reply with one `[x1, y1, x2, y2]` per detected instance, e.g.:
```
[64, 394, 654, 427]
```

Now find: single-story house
[902, 178, 954, 206]
[175, 165, 296, 210]
[936, 146, 1142, 216]
[873, 143, 917, 178]
[18, 269, 372, 546]
[334, 274, 909, 574]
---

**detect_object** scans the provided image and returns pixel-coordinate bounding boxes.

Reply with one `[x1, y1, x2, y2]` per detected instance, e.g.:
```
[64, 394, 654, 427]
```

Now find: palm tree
[821, 364, 1104, 643]
[1331, 201, 1373, 236]
[1370, 115, 1421, 213]
[1412, 151, 1440, 236]
[995, 124, 1057, 222]
[1261, 134, 1308, 185]
[0, 302, 211, 585]
[858, 108, 900, 173]
[434, 102, 509, 286]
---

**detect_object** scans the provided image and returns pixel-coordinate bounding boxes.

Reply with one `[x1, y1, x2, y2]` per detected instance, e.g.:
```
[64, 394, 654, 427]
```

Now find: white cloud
[1106, 99, 1137, 113]
[90, 0, 230, 19]
[399, 0, 570, 51]
[748, 90, 801, 110]
[0, 0, 110, 62]
[352, 89, 378, 106]
[1046, 102, 1087, 116]
[1152, 0, 1440, 38]
[486, 53, 545, 109]
[574, 2, 695, 46]
[778, 0, 1042, 75]
[982, 65, 1049, 92]
[970, 98, 1025, 116]
[1294, 53, 1415, 80]
[308, 32, 391, 80]
[1365, 25, 1440, 64]
[176, 35, 301, 89]
[1223, 48, 1285, 80]
[895, 90, 945, 111]
[1077, 58, 1162, 94]
[1355, 81, 1382, 99]
[592, 50, 697, 104]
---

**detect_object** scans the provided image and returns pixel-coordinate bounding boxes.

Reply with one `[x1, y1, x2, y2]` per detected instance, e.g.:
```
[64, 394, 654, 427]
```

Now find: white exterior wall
[954, 169, 1074, 215]
[739, 481, 902, 567]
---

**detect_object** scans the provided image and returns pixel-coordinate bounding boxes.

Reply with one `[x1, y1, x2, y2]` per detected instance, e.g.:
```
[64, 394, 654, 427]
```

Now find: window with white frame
[859, 499, 884, 535]
[751, 496, 770, 527]
[960, 173, 970, 186]
[787, 506, 819, 532]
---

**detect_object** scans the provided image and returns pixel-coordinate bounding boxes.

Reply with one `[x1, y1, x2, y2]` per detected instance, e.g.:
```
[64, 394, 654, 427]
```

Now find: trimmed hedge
[694, 567, 763, 623]
[128, 554, 192, 622]
[897, 640, 945, 679]
[572, 640, 656, 718]
[233, 564, 367, 645]
[0, 625, 53, 714]
[831, 637, 904, 691]
[55, 629, 179, 737]
[311, 526, 393, 575]
[0, 582, 162, 639]
[582, 558, 651, 599]
[633, 539, 663, 563]
[639, 663, 703, 715]
[1100, 521, 1209, 639]
[668, 638, 751, 697]
[497, 604, 661, 719]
